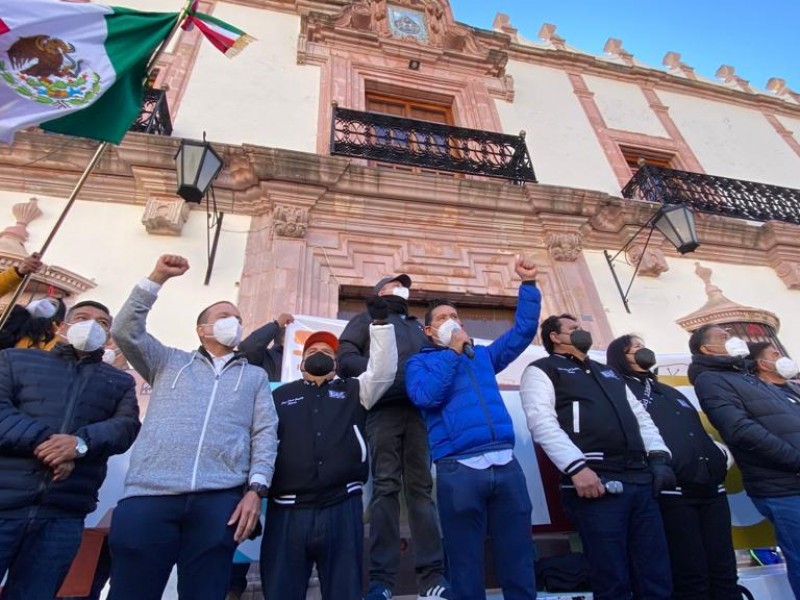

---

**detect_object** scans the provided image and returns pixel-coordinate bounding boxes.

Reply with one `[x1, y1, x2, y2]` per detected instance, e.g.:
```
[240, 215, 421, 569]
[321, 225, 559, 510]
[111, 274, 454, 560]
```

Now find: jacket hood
[687, 353, 749, 384]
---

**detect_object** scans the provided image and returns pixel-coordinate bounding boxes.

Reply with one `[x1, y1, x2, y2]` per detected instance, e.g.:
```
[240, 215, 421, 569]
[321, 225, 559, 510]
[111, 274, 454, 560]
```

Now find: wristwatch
[75, 436, 88, 458]
[247, 482, 269, 498]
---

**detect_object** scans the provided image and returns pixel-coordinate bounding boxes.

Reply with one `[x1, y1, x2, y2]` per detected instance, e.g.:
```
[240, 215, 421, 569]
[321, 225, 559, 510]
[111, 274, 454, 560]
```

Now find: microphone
[603, 480, 624, 495]
[452, 323, 475, 359]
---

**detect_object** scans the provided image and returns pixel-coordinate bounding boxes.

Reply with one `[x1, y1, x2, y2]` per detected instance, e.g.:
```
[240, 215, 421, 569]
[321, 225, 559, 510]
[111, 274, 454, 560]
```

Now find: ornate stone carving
[626, 244, 669, 277]
[547, 232, 582, 262]
[0, 197, 42, 254]
[603, 38, 634, 67]
[590, 203, 624, 232]
[321, 0, 494, 62]
[273, 205, 309, 238]
[676, 262, 780, 332]
[715, 65, 752, 93]
[141, 195, 190, 236]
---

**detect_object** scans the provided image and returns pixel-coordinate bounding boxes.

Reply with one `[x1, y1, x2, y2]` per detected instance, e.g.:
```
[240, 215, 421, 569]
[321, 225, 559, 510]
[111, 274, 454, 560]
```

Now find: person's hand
[34, 434, 78, 467]
[514, 254, 538, 281]
[228, 491, 262, 543]
[449, 327, 471, 355]
[149, 255, 190, 285]
[366, 296, 389, 322]
[571, 467, 606, 499]
[276, 313, 294, 328]
[17, 252, 43, 276]
[648, 452, 677, 496]
[52, 460, 75, 482]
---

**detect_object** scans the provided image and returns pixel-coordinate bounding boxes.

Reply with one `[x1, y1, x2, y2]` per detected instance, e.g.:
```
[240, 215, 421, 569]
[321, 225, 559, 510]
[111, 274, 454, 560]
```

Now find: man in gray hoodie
[107, 254, 278, 600]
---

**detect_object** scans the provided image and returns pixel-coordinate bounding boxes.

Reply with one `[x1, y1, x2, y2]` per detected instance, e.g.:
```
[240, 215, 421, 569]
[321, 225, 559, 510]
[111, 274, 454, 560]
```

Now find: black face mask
[569, 329, 593, 354]
[304, 353, 335, 376]
[633, 348, 657, 370]
[382, 295, 407, 315]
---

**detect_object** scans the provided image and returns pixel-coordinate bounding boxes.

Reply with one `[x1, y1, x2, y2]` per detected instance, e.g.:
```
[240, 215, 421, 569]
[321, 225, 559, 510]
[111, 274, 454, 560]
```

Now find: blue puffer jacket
[0, 346, 140, 518]
[406, 282, 541, 461]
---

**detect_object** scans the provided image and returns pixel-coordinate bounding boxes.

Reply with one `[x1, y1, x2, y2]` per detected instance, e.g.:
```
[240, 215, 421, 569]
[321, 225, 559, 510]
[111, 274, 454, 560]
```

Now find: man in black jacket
[337, 274, 448, 600]
[0, 301, 140, 600]
[239, 312, 293, 381]
[261, 298, 397, 600]
[520, 314, 674, 600]
[689, 324, 800, 598]
[607, 334, 738, 599]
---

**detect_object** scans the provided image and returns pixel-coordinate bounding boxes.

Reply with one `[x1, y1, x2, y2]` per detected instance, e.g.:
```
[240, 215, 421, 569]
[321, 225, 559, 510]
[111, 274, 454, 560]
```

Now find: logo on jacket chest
[556, 367, 582, 375]
[599, 369, 619, 380]
[328, 390, 346, 399]
[280, 396, 303, 407]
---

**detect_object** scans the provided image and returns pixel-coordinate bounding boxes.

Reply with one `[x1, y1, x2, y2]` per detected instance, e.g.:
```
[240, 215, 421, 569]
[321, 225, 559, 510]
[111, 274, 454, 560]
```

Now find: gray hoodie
[112, 284, 278, 498]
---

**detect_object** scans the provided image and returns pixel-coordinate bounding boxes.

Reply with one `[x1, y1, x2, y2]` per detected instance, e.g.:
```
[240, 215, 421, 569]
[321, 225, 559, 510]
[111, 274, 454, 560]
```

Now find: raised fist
[367, 296, 389, 322]
[514, 254, 538, 281]
[150, 254, 190, 284]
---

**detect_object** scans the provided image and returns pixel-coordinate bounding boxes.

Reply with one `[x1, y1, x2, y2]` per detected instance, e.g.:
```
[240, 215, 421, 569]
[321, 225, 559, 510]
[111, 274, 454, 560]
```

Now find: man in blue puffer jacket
[0, 300, 140, 600]
[405, 256, 540, 600]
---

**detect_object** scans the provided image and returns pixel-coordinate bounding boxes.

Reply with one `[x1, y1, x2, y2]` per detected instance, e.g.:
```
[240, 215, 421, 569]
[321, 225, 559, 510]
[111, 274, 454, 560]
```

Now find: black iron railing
[130, 89, 173, 136]
[330, 106, 537, 183]
[622, 164, 800, 225]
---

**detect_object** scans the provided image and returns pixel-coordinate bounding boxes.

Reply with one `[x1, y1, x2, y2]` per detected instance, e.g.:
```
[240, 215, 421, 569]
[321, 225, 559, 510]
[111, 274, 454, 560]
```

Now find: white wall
[583, 75, 667, 137]
[172, 4, 321, 152]
[496, 61, 621, 195]
[776, 114, 800, 146]
[584, 249, 800, 355]
[656, 90, 800, 188]
[3, 193, 251, 350]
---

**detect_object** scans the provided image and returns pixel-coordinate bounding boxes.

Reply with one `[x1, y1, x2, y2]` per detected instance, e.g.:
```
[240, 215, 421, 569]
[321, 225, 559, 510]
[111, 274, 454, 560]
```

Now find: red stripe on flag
[193, 18, 232, 54]
[0, 18, 10, 35]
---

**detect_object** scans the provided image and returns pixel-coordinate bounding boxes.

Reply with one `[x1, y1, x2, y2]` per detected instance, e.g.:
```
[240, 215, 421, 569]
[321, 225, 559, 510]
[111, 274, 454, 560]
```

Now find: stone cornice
[0, 252, 96, 297]
[4, 130, 800, 282]
[504, 42, 800, 120]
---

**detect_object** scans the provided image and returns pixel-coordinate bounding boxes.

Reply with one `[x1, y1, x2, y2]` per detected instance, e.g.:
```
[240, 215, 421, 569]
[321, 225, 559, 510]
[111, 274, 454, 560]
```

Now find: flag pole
[0, 2, 193, 330]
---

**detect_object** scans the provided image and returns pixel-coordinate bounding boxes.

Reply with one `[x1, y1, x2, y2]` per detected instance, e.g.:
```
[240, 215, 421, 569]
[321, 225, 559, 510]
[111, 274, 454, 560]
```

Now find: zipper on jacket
[29, 360, 87, 519]
[190, 374, 221, 491]
[466, 366, 496, 441]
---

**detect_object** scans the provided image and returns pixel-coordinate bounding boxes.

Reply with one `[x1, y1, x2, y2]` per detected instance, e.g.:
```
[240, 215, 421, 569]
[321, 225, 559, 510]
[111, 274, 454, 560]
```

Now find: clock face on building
[387, 6, 428, 42]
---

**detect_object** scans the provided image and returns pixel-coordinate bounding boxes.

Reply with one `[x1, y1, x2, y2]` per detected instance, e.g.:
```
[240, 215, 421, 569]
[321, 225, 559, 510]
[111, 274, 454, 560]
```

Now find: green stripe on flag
[190, 11, 247, 36]
[42, 7, 177, 144]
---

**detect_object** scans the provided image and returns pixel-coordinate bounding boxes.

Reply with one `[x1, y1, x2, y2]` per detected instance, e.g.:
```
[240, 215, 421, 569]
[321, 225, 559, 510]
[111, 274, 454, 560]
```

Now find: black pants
[260, 495, 363, 600]
[659, 494, 740, 600]
[366, 404, 444, 591]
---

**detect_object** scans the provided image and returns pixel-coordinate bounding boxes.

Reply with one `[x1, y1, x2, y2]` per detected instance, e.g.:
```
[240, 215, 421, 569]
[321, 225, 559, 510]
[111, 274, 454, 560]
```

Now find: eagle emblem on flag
[0, 34, 101, 108]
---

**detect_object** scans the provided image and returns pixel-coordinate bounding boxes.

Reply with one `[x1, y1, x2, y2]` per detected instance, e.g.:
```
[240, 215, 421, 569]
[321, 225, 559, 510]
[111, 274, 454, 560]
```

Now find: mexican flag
[0, 0, 177, 144]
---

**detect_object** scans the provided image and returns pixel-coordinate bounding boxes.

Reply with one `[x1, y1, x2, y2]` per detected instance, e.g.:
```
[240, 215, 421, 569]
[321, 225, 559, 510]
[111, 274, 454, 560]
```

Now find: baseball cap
[373, 274, 412, 295]
[303, 331, 339, 355]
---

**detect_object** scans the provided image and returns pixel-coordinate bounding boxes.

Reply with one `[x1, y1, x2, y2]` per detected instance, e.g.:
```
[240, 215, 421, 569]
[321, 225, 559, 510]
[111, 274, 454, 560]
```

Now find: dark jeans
[229, 562, 250, 594]
[562, 482, 672, 600]
[436, 457, 537, 600]
[107, 488, 241, 600]
[659, 494, 739, 599]
[0, 517, 83, 600]
[366, 404, 444, 591]
[750, 494, 800, 599]
[260, 495, 364, 600]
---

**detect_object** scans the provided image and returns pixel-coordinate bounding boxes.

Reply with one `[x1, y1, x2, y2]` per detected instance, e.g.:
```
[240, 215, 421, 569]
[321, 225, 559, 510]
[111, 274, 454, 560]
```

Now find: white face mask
[102, 348, 117, 365]
[26, 298, 58, 319]
[724, 337, 750, 358]
[434, 318, 460, 347]
[775, 357, 799, 379]
[391, 286, 410, 301]
[212, 316, 242, 348]
[66, 320, 108, 352]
